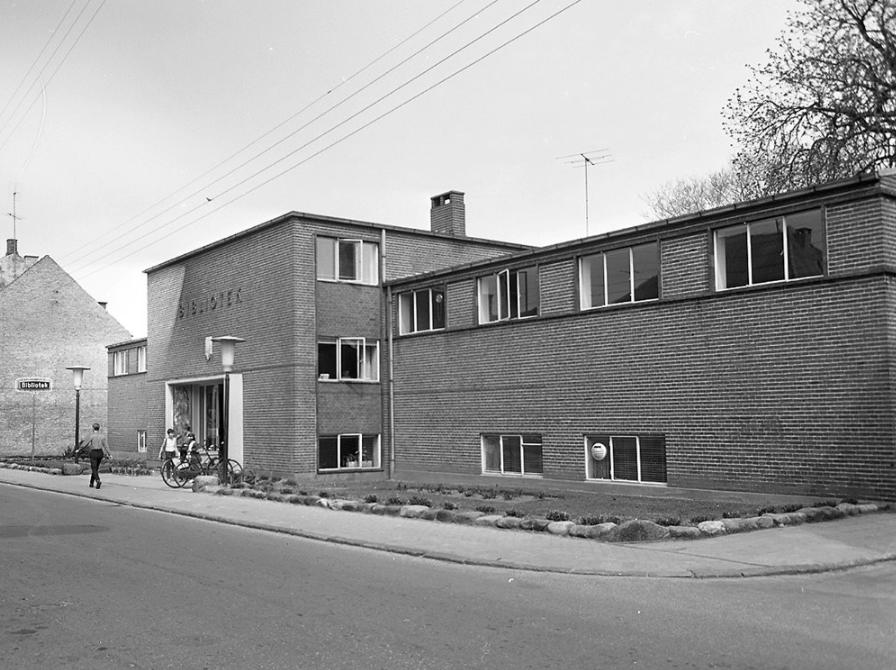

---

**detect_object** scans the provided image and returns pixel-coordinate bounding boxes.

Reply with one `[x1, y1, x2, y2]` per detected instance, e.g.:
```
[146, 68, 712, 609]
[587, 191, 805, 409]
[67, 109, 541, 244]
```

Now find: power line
[0, 0, 106, 153]
[73, 0, 585, 279]
[58, 0, 473, 264]
[68, 0, 538, 272]
[0, 0, 79, 127]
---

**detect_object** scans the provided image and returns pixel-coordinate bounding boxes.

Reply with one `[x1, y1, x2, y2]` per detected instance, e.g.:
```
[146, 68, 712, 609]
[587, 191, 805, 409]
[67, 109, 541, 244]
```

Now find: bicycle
[160, 444, 243, 488]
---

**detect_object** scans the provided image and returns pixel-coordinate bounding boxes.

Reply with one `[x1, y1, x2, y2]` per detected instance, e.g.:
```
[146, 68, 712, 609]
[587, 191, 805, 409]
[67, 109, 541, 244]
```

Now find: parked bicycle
[161, 443, 243, 488]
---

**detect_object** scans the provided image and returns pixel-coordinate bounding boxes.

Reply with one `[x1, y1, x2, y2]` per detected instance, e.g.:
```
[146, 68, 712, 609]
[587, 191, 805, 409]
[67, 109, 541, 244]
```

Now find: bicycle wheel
[161, 460, 180, 488]
[174, 462, 195, 488]
[218, 458, 243, 485]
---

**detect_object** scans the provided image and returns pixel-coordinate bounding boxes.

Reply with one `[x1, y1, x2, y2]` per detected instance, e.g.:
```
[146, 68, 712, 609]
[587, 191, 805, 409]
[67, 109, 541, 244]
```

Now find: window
[584, 434, 666, 483]
[137, 430, 147, 453]
[714, 209, 824, 290]
[399, 287, 445, 334]
[318, 338, 379, 381]
[113, 350, 127, 376]
[316, 237, 379, 285]
[137, 346, 147, 373]
[579, 242, 659, 309]
[477, 267, 539, 323]
[318, 434, 381, 471]
[481, 434, 543, 475]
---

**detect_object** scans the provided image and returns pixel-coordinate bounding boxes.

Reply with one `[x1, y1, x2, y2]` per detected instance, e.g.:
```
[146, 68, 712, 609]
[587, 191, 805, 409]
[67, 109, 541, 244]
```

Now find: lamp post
[65, 366, 90, 458]
[210, 336, 244, 481]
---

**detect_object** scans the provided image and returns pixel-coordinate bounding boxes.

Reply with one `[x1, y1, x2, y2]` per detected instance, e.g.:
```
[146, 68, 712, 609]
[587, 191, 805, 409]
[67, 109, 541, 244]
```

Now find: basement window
[318, 434, 381, 471]
[481, 434, 543, 476]
[584, 434, 666, 483]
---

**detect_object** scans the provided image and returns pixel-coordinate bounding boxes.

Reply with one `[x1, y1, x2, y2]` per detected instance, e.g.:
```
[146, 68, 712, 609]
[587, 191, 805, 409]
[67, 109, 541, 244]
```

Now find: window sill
[482, 472, 543, 478]
[317, 377, 380, 384]
[316, 278, 380, 287]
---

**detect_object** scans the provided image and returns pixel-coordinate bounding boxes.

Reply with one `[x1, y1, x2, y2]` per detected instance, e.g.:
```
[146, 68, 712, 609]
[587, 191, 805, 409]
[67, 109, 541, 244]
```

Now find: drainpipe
[381, 228, 396, 479]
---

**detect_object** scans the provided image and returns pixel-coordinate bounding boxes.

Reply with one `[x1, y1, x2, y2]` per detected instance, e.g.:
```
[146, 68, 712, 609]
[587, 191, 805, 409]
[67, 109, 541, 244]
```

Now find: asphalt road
[1, 484, 894, 669]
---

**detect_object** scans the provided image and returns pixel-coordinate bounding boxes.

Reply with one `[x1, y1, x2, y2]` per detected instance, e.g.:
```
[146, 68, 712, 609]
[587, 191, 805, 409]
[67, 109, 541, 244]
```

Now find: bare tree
[642, 164, 767, 219]
[724, 0, 896, 192]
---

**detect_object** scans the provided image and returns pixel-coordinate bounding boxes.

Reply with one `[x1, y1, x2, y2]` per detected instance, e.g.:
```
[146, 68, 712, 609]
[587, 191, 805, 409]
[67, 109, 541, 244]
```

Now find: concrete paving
[2, 466, 894, 578]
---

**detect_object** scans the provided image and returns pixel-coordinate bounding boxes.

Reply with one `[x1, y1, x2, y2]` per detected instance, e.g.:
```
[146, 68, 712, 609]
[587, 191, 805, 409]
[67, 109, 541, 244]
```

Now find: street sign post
[15, 378, 53, 463]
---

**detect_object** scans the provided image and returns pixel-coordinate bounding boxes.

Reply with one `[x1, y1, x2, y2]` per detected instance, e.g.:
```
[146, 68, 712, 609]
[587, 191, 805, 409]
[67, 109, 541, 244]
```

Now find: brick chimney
[430, 191, 465, 237]
[6, 239, 18, 257]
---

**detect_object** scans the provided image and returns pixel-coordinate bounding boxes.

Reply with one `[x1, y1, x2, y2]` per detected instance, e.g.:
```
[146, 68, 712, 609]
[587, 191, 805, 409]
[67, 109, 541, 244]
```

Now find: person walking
[84, 423, 112, 489]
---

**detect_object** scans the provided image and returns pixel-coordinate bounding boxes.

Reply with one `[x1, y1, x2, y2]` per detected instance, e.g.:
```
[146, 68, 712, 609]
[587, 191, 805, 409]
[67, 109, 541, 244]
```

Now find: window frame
[136, 346, 147, 373]
[398, 286, 446, 334]
[480, 433, 543, 476]
[137, 430, 147, 453]
[317, 433, 382, 472]
[317, 337, 380, 382]
[713, 209, 825, 291]
[477, 266, 539, 324]
[584, 434, 666, 484]
[112, 350, 127, 376]
[579, 241, 659, 310]
[316, 236, 379, 285]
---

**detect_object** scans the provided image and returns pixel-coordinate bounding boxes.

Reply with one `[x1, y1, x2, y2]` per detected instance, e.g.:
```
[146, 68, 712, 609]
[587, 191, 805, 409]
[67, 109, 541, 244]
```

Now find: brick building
[111, 193, 528, 474]
[1, 239, 131, 456]
[109, 175, 896, 499]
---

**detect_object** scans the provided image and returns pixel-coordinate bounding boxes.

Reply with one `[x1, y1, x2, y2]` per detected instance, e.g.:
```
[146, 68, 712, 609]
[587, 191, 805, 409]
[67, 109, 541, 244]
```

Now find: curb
[3, 475, 895, 579]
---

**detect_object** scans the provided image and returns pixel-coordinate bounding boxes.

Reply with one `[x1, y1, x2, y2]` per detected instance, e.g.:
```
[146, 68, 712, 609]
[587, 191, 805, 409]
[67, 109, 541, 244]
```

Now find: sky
[0, 0, 796, 337]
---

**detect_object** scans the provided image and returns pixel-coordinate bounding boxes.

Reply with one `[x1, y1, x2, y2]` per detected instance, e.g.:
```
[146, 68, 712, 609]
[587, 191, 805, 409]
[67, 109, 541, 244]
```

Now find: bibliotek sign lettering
[16, 378, 52, 391]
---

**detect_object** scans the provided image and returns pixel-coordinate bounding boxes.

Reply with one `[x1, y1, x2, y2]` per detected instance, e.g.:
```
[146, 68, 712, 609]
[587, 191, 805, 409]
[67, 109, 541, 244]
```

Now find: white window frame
[398, 287, 445, 334]
[316, 236, 379, 285]
[317, 337, 379, 382]
[714, 210, 824, 290]
[318, 433, 381, 471]
[136, 346, 147, 373]
[579, 242, 659, 310]
[584, 434, 668, 484]
[137, 430, 147, 453]
[113, 350, 127, 376]
[477, 267, 539, 324]
[480, 434, 543, 476]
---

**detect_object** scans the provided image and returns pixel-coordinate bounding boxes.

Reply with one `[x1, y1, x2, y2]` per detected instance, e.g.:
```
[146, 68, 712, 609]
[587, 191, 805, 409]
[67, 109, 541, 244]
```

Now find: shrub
[721, 511, 740, 519]
[504, 508, 524, 518]
[757, 505, 777, 515]
[689, 514, 715, 524]
[842, 497, 859, 505]
[814, 499, 838, 508]
[318, 491, 330, 498]
[654, 516, 682, 527]
[545, 510, 570, 522]
[501, 490, 517, 501]
[386, 496, 406, 506]
[475, 505, 496, 514]
[279, 487, 295, 495]
[442, 501, 458, 510]
[463, 490, 474, 497]
[407, 495, 432, 507]
[481, 488, 497, 500]
[363, 494, 378, 503]
[283, 478, 297, 486]
[780, 503, 803, 513]
[536, 491, 545, 499]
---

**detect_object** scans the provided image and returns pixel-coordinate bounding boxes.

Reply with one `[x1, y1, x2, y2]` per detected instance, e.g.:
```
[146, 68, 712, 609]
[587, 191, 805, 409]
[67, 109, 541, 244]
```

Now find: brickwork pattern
[661, 233, 710, 298]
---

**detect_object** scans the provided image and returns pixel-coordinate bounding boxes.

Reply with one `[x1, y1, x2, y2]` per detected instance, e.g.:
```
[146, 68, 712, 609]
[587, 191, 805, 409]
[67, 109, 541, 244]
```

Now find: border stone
[519, 518, 551, 532]
[604, 519, 670, 542]
[668, 525, 701, 540]
[547, 520, 575, 536]
[698, 520, 727, 536]
[473, 515, 502, 527]
[495, 516, 522, 529]
[399, 504, 430, 519]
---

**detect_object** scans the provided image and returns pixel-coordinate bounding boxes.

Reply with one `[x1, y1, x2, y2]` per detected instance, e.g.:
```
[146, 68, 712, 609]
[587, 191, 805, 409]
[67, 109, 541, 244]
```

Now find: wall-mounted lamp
[210, 336, 245, 372]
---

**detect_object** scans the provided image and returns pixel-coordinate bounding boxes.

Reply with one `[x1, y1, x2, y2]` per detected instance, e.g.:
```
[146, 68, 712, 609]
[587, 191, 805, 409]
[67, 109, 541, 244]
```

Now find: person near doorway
[84, 423, 112, 489]
[159, 428, 178, 463]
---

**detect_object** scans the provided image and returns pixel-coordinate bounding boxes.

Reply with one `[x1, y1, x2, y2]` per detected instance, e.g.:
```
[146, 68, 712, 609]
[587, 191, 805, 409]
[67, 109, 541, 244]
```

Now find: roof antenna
[6, 191, 23, 239]
[556, 150, 613, 236]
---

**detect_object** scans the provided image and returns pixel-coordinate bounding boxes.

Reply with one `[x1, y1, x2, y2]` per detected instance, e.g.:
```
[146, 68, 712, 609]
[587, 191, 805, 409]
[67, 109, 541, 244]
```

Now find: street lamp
[210, 337, 244, 479]
[65, 366, 90, 458]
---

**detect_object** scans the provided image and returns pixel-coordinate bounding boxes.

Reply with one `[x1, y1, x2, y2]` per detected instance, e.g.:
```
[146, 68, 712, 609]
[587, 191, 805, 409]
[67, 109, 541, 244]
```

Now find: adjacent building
[1, 239, 131, 456]
[109, 174, 896, 500]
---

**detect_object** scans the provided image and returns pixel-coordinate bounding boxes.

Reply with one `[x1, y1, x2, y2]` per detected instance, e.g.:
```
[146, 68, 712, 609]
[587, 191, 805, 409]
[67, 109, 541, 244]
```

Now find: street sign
[16, 378, 52, 391]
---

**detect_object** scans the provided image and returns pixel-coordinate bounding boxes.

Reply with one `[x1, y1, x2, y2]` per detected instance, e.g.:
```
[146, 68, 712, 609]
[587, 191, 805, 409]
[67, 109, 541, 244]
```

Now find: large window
[579, 241, 658, 309]
[584, 434, 666, 483]
[318, 434, 381, 471]
[318, 338, 379, 381]
[482, 434, 543, 475]
[477, 267, 539, 323]
[113, 350, 127, 376]
[137, 346, 147, 372]
[316, 236, 379, 285]
[399, 287, 445, 334]
[714, 209, 824, 290]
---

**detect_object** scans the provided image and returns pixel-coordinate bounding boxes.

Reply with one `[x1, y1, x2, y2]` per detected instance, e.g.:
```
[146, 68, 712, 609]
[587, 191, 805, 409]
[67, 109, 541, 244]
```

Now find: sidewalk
[2, 467, 894, 578]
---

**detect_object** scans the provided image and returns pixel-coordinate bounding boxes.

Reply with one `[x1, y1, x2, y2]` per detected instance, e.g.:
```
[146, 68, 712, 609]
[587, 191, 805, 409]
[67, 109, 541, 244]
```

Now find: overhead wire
[0, 0, 107, 153]
[68, 0, 544, 273]
[0, 0, 80, 127]
[58, 0, 472, 263]
[73, 0, 583, 279]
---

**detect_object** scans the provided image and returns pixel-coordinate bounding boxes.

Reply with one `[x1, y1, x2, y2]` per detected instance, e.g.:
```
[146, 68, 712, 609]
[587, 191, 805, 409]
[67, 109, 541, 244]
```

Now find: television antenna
[6, 191, 23, 239]
[556, 149, 613, 236]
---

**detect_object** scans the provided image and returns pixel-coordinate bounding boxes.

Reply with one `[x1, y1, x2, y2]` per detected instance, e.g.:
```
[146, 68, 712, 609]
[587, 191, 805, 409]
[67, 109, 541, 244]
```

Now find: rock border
[194, 480, 887, 543]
